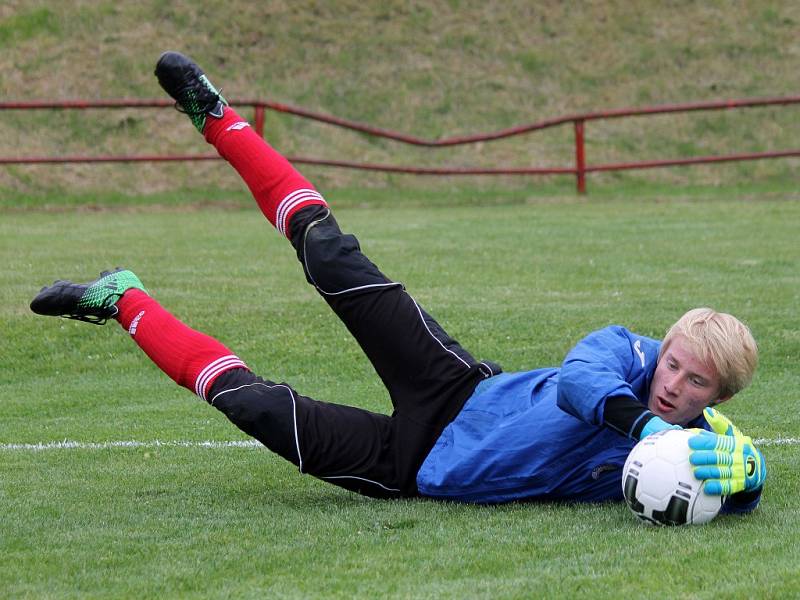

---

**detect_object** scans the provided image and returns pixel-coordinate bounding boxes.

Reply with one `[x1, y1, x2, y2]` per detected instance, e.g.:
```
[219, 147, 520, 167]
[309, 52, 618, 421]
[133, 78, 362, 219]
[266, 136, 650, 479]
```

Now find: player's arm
[720, 488, 763, 514]
[603, 395, 680, 439]
[557, 326, 672, 439]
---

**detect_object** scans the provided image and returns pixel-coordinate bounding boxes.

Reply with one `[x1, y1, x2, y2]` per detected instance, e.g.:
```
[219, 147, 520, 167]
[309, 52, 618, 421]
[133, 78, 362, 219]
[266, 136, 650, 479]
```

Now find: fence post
[574, 119, 586, 194]
[254, 104, 265, 137]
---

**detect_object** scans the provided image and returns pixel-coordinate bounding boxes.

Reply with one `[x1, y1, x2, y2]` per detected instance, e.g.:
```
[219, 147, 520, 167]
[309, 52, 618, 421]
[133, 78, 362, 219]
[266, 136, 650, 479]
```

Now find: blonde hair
[660, 308, 758, 399]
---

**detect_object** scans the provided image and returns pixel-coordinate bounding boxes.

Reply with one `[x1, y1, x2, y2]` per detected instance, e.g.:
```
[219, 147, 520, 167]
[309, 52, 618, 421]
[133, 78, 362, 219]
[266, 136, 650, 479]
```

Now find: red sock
[115, 289, 248, 401]
[203, 107, 327, 238]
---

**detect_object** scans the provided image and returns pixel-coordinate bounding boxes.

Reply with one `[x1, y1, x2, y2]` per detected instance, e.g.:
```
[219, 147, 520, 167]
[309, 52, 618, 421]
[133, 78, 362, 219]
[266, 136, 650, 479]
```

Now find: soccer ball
[622, 429, 723, 526]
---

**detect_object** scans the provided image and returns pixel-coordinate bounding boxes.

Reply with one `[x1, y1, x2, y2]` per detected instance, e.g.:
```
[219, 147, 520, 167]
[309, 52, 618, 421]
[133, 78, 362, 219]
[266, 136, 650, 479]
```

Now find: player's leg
[154, 52, 498, 415]
[208, 368, 404, 497]
[30, 268, 248, 401]
[288, 204, 497, 406]
[30, 269, 405, 498]
[286, 208, 501, 491]
[155, 51, 328, 239]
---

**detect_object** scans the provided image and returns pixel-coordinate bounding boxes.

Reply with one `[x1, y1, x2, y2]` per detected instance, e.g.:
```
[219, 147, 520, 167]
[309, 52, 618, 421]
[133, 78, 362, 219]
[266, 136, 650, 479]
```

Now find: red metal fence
[2, 96, 799, 193]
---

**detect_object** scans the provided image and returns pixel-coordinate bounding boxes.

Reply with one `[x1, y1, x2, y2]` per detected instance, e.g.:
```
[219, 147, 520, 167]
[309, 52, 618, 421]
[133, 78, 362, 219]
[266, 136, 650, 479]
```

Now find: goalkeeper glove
[688, 407, 766, 495]
[639, 415, 682, 440]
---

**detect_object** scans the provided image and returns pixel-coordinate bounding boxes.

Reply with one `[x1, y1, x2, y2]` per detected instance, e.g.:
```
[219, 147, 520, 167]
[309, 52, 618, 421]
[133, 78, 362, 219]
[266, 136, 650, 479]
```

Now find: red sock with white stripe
[115, 289, 248, 401]
[203, 107, 327, 238]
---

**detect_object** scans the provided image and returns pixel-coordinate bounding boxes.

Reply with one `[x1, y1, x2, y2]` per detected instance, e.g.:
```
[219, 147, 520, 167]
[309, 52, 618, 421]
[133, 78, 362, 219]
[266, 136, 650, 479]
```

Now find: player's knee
[291, 207, 391, 294]
[211, 382, 299, 460]
[301, 222, 366, 291]
[288, 204, 338, 255]
[208, 370, 281, 431]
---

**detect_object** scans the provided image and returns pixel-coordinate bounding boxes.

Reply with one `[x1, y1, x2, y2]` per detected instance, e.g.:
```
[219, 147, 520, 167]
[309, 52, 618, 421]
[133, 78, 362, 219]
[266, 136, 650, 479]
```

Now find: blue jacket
[416, 326, 761, 513]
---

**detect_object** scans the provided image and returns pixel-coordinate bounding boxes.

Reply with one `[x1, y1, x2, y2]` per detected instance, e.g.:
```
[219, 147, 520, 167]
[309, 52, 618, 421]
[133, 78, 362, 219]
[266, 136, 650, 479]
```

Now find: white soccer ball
[622, 429, 723, 526]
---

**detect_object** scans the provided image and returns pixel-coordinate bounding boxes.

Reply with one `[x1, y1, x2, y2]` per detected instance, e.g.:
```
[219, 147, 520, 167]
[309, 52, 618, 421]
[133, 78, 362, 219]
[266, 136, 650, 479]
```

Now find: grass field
[2, 1, 800, 596]
[2, 189, 799, 598]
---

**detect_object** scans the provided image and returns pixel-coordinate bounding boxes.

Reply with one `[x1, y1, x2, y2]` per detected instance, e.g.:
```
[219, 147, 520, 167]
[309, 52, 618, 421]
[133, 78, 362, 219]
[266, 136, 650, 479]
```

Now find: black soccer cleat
[30, 268, 147, 325]
[154, 51, 228, 133]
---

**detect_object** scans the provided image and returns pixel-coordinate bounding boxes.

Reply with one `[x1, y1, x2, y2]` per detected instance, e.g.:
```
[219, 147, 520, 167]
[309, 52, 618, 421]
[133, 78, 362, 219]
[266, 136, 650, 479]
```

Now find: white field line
[0, 439, 263, 451]
[0, 437, 797, 452]
[756, 437, 800, 446]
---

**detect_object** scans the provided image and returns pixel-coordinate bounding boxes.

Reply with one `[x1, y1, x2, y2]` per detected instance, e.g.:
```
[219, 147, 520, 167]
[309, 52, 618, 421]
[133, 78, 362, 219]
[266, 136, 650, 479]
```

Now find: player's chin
[647, 400, 663, 419]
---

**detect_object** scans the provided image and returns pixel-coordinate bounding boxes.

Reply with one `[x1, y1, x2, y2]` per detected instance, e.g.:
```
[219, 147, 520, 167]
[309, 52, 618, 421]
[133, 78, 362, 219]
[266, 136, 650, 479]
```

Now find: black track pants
[209, 205, 499, 498]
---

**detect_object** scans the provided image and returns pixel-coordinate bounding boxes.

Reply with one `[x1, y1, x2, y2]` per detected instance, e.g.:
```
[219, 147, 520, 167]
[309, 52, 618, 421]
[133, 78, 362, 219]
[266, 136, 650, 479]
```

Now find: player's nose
[663, 373, 681, 396]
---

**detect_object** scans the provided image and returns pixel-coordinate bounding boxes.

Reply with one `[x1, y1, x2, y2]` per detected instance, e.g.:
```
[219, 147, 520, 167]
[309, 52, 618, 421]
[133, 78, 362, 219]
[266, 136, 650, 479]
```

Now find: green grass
[2, 2, 798, 595]
[2, 190, 799, 598]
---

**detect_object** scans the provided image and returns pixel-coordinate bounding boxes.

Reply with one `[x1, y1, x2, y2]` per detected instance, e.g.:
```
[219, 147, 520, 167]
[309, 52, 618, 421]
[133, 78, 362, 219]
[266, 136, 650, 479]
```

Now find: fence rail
[2, 96, 799, 193]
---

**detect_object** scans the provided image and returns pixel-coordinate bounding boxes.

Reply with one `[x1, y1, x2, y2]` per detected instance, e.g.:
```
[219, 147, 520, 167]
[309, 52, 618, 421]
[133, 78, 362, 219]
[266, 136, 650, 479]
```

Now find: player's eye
[690, 376, 706, 387]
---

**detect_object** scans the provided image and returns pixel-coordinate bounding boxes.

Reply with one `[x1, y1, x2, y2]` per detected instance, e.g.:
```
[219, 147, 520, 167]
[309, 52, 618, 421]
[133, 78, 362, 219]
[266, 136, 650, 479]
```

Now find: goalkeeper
[30, 52, 765, 512]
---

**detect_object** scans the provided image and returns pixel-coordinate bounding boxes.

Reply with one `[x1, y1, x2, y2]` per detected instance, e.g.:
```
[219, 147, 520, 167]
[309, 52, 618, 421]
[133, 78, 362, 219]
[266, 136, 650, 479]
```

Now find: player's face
[648, 335, 728, 425]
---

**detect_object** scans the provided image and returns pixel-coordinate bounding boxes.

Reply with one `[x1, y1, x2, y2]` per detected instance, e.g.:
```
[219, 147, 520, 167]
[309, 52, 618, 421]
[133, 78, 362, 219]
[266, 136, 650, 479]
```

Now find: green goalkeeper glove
[688, 407, 766, 496]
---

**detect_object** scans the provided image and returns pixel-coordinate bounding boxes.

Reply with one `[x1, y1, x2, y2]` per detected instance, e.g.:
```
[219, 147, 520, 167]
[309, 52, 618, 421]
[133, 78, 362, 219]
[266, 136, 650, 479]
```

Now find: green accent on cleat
[176, 74, 228, 132]
[77, 270, 147, 312]
[30, 268, 147, 325]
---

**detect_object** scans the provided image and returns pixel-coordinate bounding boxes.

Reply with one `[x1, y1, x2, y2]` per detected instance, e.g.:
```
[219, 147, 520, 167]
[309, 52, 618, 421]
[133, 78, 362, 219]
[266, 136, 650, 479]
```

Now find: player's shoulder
[597, 325, 661, 368]
[590, 324, 659, 347]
